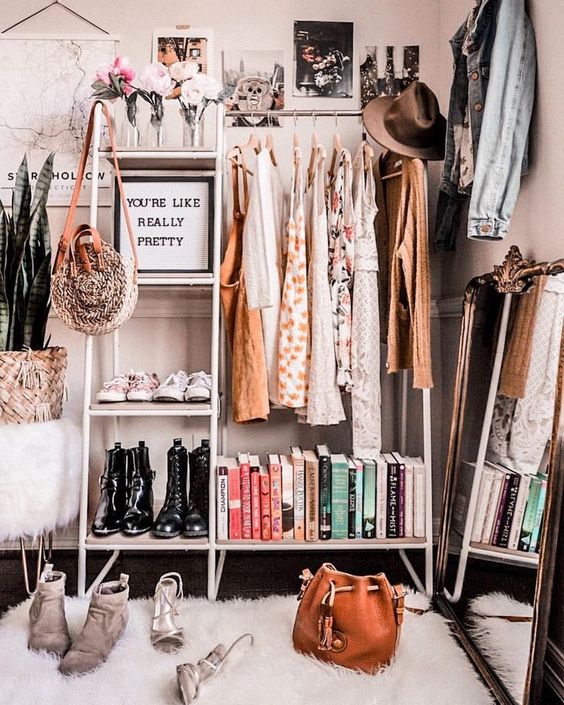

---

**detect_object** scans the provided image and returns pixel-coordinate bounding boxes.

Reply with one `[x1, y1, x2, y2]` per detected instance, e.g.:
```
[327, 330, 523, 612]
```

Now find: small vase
[182, 116, 203, 148]
[146, 116, 165, 148]
[120, 117, 140, 147]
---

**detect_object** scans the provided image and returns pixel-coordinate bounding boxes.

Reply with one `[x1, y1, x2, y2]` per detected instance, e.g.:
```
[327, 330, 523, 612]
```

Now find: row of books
[216, 447, 427, 542]
[469, 460, 548, 554]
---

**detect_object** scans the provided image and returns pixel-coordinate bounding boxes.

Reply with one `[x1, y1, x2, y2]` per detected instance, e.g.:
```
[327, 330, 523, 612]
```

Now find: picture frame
[151, 27, 213, 75]
[114, 175, 214, 275]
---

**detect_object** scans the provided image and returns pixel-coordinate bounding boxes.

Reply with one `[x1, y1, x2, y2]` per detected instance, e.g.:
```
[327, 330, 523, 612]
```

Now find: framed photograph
[293, 20, 353, 98]
[360, 45, 420, 108]
[151, 27, 213, 75]
[223, 49, 285, 127]
[114, 175, 213, 275]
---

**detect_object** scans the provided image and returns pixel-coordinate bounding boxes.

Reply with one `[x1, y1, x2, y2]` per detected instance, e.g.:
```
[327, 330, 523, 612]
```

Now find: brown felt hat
[363, 81, 446, 161]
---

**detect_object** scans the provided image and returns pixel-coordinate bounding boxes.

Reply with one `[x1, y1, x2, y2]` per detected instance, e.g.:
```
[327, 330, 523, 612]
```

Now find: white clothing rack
[76, 104, 433, 599]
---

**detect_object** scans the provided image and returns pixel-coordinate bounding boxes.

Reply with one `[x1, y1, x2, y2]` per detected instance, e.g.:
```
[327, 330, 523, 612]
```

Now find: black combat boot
[183, 439, 210, 537]
[153, 439, 188, 538]
[91, 443, 128, 535]
[123, 441, 155, 535]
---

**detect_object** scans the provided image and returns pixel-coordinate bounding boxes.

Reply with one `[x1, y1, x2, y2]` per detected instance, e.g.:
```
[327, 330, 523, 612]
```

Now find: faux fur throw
[0, 419, 81, 541]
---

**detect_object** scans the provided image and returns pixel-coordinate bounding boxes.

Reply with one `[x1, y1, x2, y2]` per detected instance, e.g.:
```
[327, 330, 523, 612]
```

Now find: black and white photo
[360, 45, 419, 108]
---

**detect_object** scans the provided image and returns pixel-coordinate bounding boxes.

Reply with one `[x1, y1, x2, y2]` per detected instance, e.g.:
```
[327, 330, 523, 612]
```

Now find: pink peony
[95, 63, 113, 85]
[113, 55, 135, 83]
[139, 62, 173, 97]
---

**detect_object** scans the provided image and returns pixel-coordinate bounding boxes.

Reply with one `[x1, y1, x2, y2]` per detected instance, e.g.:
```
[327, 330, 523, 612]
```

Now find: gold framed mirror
[434, 246, 564, 705]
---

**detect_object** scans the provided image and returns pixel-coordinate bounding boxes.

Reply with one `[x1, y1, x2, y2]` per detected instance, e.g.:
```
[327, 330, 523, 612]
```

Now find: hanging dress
[242, 148, 285, 404]
[327, 148, 355, 389]
[305, 144, 345, 426]
[351, 144, 382, 456]
[220, 147, 269, 423]
[278, 147, 310, 408]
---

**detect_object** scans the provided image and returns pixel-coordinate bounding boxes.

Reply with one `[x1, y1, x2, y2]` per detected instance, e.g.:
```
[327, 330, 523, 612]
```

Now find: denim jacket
[436, 0, 536, 250]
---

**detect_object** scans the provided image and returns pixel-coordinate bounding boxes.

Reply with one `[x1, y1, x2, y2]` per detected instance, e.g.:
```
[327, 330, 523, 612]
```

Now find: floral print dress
[278, 147, 310, 408]
[327, 148, 355, 389]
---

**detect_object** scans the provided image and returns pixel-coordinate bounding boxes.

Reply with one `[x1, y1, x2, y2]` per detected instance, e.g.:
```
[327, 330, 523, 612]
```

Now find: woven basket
[0, 347, 67, 425]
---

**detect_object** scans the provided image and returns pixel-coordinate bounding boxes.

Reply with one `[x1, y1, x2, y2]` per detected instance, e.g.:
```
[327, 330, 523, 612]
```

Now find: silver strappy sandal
[151, 572, 184, 653]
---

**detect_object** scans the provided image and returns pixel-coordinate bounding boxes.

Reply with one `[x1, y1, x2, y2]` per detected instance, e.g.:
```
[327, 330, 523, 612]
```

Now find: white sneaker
[127, 371, 160, 401]
[96, 373, 131, 403]
[185, 371, 211, 403]
[153, 371, 190, 402]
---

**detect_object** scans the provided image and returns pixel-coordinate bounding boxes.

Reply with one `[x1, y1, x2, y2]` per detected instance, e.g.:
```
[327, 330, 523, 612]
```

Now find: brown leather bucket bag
[292, 563, 405, 673]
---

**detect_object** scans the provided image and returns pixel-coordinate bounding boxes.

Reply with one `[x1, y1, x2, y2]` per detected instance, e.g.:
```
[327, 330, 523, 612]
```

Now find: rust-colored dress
[220, 148, 269, 423]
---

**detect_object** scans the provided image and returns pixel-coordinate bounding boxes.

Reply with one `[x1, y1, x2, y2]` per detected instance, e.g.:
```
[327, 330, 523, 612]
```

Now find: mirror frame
[434, 246, 564, 705]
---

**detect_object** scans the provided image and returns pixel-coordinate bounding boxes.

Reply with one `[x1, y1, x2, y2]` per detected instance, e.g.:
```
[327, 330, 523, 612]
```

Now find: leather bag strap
[53, 100, 138, 280]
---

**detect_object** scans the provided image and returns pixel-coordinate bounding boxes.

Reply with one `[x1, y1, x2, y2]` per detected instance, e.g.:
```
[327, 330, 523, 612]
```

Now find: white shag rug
[468, 592, 533, 704]
[0, 418, 81, 541]
[0, 592, 493, 705]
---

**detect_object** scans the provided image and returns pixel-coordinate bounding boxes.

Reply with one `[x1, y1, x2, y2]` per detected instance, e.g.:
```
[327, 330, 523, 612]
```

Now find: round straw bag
[51, 101, 138, 336]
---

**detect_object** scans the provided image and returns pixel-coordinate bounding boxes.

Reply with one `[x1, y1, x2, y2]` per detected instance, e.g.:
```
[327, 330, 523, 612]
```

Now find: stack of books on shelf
[468, 460, 548, 554]
[216, 447, 427, 542]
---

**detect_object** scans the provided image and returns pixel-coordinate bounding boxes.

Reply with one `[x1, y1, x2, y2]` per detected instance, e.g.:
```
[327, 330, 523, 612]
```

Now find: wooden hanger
[381, 153, 403, 181]
[329, 112, 343, 180]
[226, 143, 254, 176]
[264, 112, 278, 165]
[307, 111, 320, 187]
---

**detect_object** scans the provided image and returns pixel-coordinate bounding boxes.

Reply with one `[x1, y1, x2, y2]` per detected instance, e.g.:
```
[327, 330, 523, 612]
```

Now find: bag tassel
[34, 403, 52, 423]
[318, 610, 334, 651]
[17, 354, 46, 390]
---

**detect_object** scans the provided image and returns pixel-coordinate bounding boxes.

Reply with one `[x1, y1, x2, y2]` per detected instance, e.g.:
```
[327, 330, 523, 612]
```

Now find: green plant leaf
[30, 153, 54, 214]
[0, 211, 9, 351]
[23, 254, 51, 349]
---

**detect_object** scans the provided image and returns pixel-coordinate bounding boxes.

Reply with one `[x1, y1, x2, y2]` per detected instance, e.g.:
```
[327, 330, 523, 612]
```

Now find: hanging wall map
[0, 36, 117, 205]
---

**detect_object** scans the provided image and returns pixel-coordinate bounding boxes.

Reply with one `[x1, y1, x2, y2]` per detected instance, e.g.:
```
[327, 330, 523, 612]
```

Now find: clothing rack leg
[85, 550, 120, 598]
[214, 550, 227, 600]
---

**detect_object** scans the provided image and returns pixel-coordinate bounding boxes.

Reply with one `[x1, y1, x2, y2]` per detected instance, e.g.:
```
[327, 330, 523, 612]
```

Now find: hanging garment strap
[53, 100, 138, 279]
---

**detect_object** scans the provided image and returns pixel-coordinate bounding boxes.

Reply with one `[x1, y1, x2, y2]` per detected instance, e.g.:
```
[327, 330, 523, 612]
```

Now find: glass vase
[120, 116, 140, 147]
[146, 116, 165, 148]
[182, 115, 204, 148]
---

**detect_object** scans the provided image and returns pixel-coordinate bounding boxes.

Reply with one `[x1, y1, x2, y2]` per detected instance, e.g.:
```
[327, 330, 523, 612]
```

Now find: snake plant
[0, 154, 54, 351]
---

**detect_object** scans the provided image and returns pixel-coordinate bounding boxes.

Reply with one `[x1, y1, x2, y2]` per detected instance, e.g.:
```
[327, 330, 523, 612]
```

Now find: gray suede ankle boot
[58, 574, 129, 676]
[28, 563, 71, 656]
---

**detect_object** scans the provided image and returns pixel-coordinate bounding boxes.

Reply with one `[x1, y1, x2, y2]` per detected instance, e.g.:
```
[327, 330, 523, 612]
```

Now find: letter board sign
[114, 175, 213, 274]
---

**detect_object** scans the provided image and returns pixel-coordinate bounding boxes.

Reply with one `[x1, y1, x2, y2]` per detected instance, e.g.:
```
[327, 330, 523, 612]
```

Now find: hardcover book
[508, 473, 531, 550]
[411, 457, 425, 538]
[470, 463, 496, 543]
[518, 475, 542, 552]
[353, 458, 364, 539]
[376, 454, 387, 539]
[227, 461, 242, 540]
[530, 473, 548, 553]
[392, 453, 406, 538]
[404, 459, 414, 538]
[492, 468, 518, 546]
[316, 444, 332, 540]
[267, 454, 283, 541]
[216, 458, 230, 541]
[330, 453, 349, 539]
[249, 454, 262, 541]
[383, 453, 399, 539]
[347, 457, 357, 539]
[259, 466, 272, 541]
[362, 457, 376, 539]
[291, 446, 305, 540]
[238, 452, 252, 540]
[481, 467, 505, 544]
[280, 454, 294, 539]
[302, 450, 319, 541]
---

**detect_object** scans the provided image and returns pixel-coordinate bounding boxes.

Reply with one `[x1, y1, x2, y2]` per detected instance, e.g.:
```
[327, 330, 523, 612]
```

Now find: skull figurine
[236, 76, 274, 112]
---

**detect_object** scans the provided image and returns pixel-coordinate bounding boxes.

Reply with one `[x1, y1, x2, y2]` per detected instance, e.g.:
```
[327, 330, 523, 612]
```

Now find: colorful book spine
[481, 469, 504, 543]
[491, 471, 513, 545]
[354, 458, 364, 539]
[347, 458, 357, 539]
[404, 460, 414, 538]
[508, 474, 531, 550]
[362, 458, 376, 539]
[216, 463, 229, 541]
[291, 447, 305, 541]
[376, 455, 387, 539]
[239, 455, 252, 540]
[303, 451, 319, 541]
[280, 454, 294, 540]
[386, 455, 399, 539]
[393, 453, 406, 538]
[317, 447, 332, 540]
[330, 454, 349, 539]
[250, 458, 262, 541]
[495, 472, 520, 547]
[268, 455, 283, 541]
[518, 476, 541, 552]
[228, 464, 242, 540]
[413, 459, 425, 538]
[530, 474, 548, 553]
[259, 467, 271, 541]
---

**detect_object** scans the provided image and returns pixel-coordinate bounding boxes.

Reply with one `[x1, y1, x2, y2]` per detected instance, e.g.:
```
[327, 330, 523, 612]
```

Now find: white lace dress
[488, 273, 564, 473]
[351, 145, 382, 457]
[305, 145, 345, 426]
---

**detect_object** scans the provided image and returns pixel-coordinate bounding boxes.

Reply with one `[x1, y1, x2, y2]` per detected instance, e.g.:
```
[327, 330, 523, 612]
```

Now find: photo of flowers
[293, 21, 353, 98]
[360, 45, 419, 108]
[223, 49, 284, 127]
[152, 28, 213, 75]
